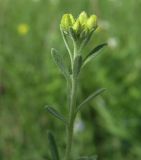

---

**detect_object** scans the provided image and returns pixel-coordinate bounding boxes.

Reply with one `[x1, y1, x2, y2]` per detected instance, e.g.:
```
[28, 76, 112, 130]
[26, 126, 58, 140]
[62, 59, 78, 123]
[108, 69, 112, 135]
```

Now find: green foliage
[0, 0, 141, 160]
[76, 88, 106, 113]
[83, 43, 107, 67]
[48, 131, 60, 160]
[46, 106, 67, 125]
[51, 48, 70, 80]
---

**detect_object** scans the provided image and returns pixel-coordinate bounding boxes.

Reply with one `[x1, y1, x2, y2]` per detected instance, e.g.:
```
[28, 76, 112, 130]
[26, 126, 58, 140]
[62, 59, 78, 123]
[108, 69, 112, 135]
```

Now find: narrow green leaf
[51, 48, 69, 79]
[83, 43, 107, 66]
[73, 55, 82, 78]
[76, 88, 106, 113]
[85, 43, 107, 60]
[46, 106, 67, 125]
[48, 131, 60, 160]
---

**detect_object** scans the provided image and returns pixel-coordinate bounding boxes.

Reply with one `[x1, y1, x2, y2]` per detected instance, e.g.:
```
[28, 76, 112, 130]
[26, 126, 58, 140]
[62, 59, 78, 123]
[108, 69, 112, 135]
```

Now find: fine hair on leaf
[45, 106, 68, 125]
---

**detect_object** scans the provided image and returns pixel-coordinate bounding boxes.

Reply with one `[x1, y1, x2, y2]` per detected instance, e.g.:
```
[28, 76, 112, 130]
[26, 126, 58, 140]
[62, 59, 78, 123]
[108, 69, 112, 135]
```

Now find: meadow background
[0, 0, 141, 160]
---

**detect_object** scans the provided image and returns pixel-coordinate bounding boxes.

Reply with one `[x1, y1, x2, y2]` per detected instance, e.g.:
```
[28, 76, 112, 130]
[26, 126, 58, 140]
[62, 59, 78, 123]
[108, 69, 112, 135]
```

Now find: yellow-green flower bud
[60, 14, 75, 31]
[86, 15, 97, 30]
[78, 11, 88, 25]
[72, 20, 81, 33]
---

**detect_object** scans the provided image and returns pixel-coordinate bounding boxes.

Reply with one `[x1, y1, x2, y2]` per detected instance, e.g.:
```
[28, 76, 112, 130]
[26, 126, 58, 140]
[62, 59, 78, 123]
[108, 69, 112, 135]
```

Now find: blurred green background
[0, 0, 141, 160]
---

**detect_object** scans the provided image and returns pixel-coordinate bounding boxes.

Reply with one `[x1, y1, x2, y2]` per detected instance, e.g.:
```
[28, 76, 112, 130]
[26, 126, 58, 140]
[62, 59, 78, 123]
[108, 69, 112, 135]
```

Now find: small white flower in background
[108, 37, 119, 49]
[74, 118, 85, 134]
[98, 20, 110, 31]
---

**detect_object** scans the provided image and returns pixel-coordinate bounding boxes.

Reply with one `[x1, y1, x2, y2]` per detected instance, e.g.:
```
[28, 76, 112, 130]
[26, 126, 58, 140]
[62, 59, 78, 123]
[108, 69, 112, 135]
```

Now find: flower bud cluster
[60, 11, 97, 40]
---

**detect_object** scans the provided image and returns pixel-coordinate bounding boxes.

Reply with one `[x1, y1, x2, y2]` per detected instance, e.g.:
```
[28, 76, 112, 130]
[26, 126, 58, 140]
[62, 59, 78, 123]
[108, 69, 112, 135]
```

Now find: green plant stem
[73, 39, 78, 58]
[65, 38, 78, 159]
[65, 77, 77, 160]
[60, 28, 73, 66]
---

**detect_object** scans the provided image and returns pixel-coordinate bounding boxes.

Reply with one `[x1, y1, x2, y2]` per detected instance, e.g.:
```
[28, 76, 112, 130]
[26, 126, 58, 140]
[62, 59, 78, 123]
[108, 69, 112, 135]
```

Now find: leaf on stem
[48, 131, 60, 160]
[83, 43, 107, 67]
[76, 88, 106, 113]
[73, 55, 82, 78]
[51, 48, 70, 79]
[45, 106, 68, 125]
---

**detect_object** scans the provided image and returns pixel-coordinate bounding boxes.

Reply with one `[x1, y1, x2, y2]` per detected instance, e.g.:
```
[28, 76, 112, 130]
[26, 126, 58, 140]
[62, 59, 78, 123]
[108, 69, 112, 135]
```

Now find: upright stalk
[65, 78, 77, 160]
[49, 11, 105, 160]
[64, 42, 78, 160]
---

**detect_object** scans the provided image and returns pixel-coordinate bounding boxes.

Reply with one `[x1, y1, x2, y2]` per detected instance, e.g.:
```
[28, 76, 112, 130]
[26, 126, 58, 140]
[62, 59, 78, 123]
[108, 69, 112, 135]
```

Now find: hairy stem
[65, 77, 77, 160]
[64, 41, 78, 160]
